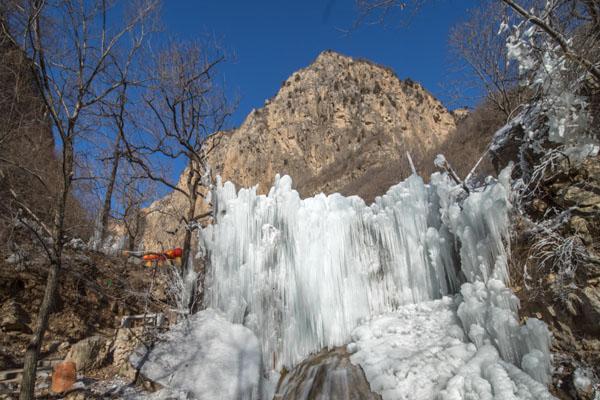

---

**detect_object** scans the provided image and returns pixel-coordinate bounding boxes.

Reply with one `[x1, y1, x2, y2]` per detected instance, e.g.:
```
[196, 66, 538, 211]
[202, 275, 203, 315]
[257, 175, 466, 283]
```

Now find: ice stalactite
[201, 167, 553, 396]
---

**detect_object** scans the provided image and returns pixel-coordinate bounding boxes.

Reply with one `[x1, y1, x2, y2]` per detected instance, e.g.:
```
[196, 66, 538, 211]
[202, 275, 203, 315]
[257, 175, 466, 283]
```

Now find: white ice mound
[348, 298, 555, 400]
[130, 309, 261, 400]
[349, 297, 476, 400]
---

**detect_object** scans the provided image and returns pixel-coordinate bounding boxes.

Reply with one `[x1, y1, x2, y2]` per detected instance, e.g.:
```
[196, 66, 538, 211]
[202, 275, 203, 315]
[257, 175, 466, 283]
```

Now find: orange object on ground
[51, 361, 76, 393]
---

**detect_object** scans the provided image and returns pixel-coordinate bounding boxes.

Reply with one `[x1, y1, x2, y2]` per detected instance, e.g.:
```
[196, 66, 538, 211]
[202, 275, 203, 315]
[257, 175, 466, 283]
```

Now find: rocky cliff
[141, 50, 458, 250]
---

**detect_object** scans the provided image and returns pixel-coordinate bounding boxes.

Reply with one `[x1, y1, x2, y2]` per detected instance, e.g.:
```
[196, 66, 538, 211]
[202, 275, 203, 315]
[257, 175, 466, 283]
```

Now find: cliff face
[207, 50, 456, 199]
[141, 50, 457, 250]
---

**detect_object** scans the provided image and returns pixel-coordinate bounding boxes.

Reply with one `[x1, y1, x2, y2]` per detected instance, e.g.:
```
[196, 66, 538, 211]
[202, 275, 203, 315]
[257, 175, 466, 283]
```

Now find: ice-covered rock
[275, 347, 381, 400]
[130, 309, 261, 400]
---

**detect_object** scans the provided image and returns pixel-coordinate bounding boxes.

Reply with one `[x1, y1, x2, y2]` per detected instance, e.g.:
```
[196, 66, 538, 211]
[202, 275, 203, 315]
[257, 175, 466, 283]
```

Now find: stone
[580, 286, 600, 334]
[275, 347, 381, 400]
[0, 300, 31, 333]
[59, 342, 70, 351]
[565, 292, 583, 317]
[531, 198, 548, 214]
[113, 327, 148, 380]
[569, 216, 592, 244]
[5, 253, 25, 265]
[65, 335, 110, 372]
[127, 256, 142, 265]
[67, 238, 87, 250]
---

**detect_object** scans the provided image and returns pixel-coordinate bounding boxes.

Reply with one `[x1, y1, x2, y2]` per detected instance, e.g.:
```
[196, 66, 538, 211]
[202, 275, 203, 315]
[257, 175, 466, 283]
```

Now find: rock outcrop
[511, 154, 600, 398]
[275, 347, 381, 400]
[141, 50, 457, 250]
[0, 300, 31, 334]
[65, 335, 111, 372]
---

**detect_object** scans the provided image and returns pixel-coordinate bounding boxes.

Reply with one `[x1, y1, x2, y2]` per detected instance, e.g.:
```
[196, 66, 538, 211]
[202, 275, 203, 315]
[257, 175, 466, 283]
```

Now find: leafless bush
[524, 229, 587, 301]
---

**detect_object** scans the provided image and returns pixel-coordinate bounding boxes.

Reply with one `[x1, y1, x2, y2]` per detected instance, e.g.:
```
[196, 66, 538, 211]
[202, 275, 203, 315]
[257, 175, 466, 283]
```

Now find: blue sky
[163, 0, 479, 128]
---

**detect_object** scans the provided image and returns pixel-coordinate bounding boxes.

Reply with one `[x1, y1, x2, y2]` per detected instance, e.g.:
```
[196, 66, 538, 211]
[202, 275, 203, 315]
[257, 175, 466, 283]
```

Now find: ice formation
[348, 298, 554, 400]
[203, 173, 460, 370]
[201, 170, 555, 398]
[130, 309, 262, 400]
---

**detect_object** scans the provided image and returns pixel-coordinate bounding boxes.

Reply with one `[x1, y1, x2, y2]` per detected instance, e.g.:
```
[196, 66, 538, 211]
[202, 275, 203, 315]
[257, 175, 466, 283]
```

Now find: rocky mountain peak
[142, 51, 457, 249]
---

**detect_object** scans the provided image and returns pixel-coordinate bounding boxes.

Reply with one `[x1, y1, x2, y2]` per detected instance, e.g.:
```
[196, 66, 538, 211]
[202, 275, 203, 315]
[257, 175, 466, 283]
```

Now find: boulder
[113, 326, 149, 379]
[65, 335, 110, 372]
[5, 252, 25, 265]
[0, 300, 31, 333]
[581, 286, 600, 335]
[275, 347, 381, 400]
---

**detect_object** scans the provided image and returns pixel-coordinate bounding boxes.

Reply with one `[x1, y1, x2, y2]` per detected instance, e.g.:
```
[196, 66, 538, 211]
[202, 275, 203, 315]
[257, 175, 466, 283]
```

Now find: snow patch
[130, 309, 261, 400]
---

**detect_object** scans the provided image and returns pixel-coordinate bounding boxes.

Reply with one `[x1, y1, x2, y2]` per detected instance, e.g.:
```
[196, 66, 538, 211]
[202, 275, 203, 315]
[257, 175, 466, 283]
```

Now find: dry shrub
[416, 99, 508, 183]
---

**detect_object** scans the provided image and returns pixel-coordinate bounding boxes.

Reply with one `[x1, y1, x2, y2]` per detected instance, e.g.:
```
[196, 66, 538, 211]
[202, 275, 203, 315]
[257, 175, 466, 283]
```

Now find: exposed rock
[570, 215, 592, 244]
[5, 253, 26, 265]
[275, 347, 381, 400]
[581, 286, 600, 335]
[551, 156, 600, 216]
[141, 50, 457, 249]
[65, 335, 111, 372]
[0, 299, 31, 333]
[531, 198, 548, 215]
[113, 327, 149, 380]
[451, 107, 469, 123]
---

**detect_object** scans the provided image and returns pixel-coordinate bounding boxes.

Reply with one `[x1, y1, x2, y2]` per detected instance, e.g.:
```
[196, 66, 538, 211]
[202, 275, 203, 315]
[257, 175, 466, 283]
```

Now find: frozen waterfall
[201, 168, 554, 399]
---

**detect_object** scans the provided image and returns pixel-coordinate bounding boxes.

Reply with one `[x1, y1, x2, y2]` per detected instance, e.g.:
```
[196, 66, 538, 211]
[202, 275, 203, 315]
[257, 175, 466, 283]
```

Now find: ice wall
[203, 173, 460, 369]
[201, 169, 552, 386]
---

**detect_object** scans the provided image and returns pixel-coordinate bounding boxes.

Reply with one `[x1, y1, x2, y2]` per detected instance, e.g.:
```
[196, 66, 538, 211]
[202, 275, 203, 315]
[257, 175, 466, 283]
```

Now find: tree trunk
[181, 188, 198, 279]
[180, 167, 199, 312]
[19, 140, 73, 400]
[98, 134, 121, 247]
[19, 260, 60, 400]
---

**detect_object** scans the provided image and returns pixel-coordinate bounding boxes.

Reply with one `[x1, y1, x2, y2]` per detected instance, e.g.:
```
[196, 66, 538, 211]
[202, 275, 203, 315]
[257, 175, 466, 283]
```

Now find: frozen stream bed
[348, 297, 554, 400]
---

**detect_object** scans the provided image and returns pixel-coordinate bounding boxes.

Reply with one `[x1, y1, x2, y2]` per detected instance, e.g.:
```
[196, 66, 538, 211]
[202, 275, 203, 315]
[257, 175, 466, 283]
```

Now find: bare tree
[111, 160, 157, 252]
[501, 0, 600, 85]
[123, 40, 232, 311]
[92, 83, 130, 250]
[448, 2, 530, 121]
[354, 0, 423, 28]
[355, 0, 600, 87]
[2, 1, 157, 398]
